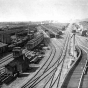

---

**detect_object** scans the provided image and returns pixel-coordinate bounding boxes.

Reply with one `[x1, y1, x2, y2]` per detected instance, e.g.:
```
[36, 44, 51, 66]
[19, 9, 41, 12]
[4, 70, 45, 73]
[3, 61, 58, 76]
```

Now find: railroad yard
[0, 21, 88, 88]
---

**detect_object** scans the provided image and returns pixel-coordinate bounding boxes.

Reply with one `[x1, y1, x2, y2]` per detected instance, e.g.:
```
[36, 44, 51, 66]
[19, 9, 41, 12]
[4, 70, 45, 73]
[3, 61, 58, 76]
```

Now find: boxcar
[26, 33, 44, 50]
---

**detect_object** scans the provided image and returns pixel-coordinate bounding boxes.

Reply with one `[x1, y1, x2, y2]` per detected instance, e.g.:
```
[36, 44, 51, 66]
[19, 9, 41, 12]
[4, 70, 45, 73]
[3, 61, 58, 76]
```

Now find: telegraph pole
[72, 29, 76, 58]
[73, 33, 75, 57]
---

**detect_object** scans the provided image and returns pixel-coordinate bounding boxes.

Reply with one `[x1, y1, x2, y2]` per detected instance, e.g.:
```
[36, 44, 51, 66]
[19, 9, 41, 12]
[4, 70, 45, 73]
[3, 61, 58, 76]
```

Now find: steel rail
[61, 35, 82, 88]
[0, 53, 13, 64]
[44, 34, 68, 72]
[32, 33, 69, 88]
[23, 33, 70, 88]
[50, 33, 70, 88]
[78, 55, 88, 88]
[75, 36, 88, 88]
[21, 38, 56, 88]
[0, 38, 52, 86]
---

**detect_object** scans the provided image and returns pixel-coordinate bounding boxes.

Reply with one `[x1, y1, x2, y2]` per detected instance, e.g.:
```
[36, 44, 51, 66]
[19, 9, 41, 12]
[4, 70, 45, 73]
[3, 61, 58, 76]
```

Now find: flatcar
[81, 30, 87, 36]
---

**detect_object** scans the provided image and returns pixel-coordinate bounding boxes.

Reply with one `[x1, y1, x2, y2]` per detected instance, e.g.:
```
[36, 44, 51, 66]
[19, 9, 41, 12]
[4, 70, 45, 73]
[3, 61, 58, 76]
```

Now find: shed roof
[0, 42, 7, 48]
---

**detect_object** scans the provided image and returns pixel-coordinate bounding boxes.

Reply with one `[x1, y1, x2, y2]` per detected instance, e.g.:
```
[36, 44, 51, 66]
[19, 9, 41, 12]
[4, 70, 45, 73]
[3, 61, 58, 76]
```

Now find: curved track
[0, 53, 13, 65]
[21, 33, 70, 88]
[0, 37, 53, 84]
[61, 35, 88, 88]
[44, 34, 68, 72]
[76, 36, 88, 88]
[21, 37, 56, 88]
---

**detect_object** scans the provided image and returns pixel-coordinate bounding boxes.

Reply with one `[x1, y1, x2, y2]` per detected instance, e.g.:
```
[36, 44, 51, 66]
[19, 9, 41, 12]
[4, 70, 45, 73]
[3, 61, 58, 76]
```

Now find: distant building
[0, 33, 11, 44]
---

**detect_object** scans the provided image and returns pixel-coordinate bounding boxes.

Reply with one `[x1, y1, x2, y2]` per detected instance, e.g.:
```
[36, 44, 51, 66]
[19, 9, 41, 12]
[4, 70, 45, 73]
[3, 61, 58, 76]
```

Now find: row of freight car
[4, 32, 44, 77]
[0, 26, 37, 44]
[0, 33, 33, 54]
[72, 29, 88, 37]
[26, 33, 44, 50]
[0, 30, 39, 54]
[48, 30, 62, 38]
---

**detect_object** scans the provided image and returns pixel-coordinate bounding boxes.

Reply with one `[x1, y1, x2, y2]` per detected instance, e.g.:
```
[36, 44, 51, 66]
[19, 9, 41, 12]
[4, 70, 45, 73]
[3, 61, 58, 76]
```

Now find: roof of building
[0, 42, 7, 48]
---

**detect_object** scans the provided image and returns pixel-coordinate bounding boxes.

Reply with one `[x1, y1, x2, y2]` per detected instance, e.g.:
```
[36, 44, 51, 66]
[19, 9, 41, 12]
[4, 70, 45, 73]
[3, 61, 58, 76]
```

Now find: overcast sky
[0, 0, 88, 22]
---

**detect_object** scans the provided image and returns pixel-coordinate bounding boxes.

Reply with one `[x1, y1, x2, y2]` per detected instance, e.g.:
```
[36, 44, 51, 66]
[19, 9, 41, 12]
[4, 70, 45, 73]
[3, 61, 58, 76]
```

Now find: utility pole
[73, 33, 75, 57]
[72, 29, 76, 58]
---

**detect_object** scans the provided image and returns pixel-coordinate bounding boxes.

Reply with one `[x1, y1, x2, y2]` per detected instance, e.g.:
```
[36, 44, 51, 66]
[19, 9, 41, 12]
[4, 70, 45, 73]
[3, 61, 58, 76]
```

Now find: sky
[0, 0, 88, 22]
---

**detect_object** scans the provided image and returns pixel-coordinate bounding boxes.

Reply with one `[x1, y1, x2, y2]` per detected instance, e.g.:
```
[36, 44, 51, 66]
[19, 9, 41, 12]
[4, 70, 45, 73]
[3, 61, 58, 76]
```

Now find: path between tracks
[29, 33, 75, 88]
[61, 47, 87, 88]
[61, 34, 88, 88]
[2, 38, 53, 88]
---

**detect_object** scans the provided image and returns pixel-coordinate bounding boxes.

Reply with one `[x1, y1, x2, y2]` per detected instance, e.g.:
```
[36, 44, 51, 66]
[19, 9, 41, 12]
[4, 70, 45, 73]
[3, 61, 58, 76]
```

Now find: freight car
[26, 32, 44, 50]
[7, 33, 34, 51]
[5, 47, 30, 76]
[57, 31, 62, 35]
[47, 31, 55, 38]
[81, 30, 87, 36]
[3, 34, 44, 77]
[49, 33, 55, 38]
[0, 31, 42, 54]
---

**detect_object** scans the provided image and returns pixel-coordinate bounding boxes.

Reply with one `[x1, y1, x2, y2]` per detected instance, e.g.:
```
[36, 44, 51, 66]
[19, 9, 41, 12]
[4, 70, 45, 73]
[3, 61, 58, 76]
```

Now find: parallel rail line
[49, 33, 70, 88]
[22, 33, 70, 88]
[61, 36, 87, 88]
[21, 37, 57, 88]
[0, 53, 13, 65]
[44, 34, 67, 72]
[76, 36, 88, 88]
[0, 38, 53, 85]
[78, 55, 88, 88]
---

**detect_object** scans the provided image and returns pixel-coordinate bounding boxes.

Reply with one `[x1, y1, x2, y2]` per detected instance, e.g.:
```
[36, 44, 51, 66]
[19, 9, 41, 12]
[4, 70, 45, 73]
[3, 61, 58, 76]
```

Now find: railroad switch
[84, 66, 88, 75]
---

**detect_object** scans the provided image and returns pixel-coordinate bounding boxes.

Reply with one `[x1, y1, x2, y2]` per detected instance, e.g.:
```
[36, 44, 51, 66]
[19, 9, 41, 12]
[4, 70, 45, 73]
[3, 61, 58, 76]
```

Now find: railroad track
[0, 36, 55, 87]
[21, 37, 56, 88]
[0, 30, 69, 88]
[43, 33, 70, 88]
[42, 25, 59, 34]
[0, 53, 13, 65]
[0, 49, 30, 80]
[0, 73, 11, 85]
[0, 49, 29, 66]
[21, 33, 70, 88]
[76, 35, 88, 88]
[0, 67, 11, 85]
[44, 33, 68, 73]
[61, 35, 88, 88]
